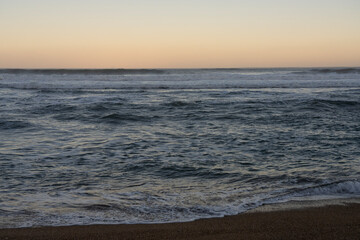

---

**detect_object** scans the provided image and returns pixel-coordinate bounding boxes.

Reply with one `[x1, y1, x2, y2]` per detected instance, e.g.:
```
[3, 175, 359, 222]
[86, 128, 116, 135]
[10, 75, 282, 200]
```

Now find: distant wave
[1, 81, 360, 90]
[294, 68, 360, 74]
[1, 67, 360, 90]
[312, 68, 360, 74]
[0, 68, 164, 75]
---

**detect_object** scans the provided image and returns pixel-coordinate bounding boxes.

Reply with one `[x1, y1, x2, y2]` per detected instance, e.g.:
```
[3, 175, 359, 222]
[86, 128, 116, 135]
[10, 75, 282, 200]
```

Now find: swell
[294, 68, 360, 74]
[309, 99, 360, 107]
[0, 119, 34, 130]
[310, 68, 360, 74]
[28, 96, 360, 125]
[100, 113, 153, 123]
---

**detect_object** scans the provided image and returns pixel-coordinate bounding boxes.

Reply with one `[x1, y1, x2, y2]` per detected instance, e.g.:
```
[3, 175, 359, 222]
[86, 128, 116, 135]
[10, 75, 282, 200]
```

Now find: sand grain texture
[1, 204, 359, 240]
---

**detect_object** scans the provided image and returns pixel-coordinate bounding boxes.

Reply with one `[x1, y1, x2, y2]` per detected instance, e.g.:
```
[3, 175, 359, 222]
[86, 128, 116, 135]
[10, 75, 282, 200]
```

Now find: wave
[1, 179, 358, 228]
[154, 164, 233, 179]
[294, 180, 360, 196]
[83, 204, 113, 211]
[311, 68, 360, 74]
[294, 68, 360, 74]
[166, 101, 191, 107]
[1, 68, 360, 90]
[1, 80, 360, 90]
[49, 112, 155, 123]
[163, 100, 200, 108]
[86, 102, 124, 112]
[100, 113, 151, 123]
[0, 120, 33, 130]
[27, 97, 360, 125]
[309, 99, 360, 108]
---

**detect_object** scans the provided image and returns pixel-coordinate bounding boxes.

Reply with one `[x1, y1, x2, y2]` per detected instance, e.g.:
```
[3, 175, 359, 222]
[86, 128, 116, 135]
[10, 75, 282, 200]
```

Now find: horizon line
[1, 66, 359, 70]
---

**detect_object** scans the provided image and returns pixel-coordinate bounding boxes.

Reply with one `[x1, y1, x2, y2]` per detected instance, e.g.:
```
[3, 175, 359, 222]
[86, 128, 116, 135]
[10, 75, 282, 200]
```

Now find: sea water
[0, 68, 359, 228]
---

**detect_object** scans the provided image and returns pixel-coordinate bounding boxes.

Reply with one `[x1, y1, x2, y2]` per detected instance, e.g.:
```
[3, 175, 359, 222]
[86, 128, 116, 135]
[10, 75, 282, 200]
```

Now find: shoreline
[1, 199, 359, 240]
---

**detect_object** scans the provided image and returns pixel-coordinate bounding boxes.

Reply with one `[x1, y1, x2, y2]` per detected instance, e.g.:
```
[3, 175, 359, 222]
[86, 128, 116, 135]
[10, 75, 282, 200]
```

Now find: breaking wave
[299, 180, 360, 195]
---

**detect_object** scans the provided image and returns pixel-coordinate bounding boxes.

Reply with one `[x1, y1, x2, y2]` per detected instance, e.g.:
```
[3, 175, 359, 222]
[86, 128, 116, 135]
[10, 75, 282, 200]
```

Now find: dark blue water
[0, 68, 359, 227]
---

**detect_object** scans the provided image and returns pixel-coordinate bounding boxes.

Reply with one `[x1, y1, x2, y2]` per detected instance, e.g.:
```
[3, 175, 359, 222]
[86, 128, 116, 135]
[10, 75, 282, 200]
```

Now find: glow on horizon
[1, 0, 360, 68]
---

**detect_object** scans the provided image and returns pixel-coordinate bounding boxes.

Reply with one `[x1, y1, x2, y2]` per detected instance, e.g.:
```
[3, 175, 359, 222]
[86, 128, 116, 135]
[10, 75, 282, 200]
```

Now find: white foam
[1, 180, 359, 228]
[248, 197, 360, 213]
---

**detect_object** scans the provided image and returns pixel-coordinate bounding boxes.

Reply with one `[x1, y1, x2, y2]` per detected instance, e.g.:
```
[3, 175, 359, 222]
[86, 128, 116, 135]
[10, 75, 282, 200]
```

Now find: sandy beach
[1, 202, 359, 240]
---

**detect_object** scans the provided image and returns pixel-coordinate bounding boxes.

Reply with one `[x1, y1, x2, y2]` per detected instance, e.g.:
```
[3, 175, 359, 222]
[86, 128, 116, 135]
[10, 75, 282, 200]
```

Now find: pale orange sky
[1, 0, 360, 68]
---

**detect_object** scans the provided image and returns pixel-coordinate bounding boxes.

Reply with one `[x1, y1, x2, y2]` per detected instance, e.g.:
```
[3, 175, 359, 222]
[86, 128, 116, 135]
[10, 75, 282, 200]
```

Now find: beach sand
[1, 203, 359, 240]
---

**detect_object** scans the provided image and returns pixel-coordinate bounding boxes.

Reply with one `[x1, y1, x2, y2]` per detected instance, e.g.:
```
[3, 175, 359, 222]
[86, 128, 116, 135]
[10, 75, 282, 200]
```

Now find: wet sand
[1, 203, 359, 240]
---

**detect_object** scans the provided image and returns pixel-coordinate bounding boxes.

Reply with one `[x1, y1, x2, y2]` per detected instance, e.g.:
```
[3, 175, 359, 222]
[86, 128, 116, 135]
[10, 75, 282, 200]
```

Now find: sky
[1, 0, 360, 68]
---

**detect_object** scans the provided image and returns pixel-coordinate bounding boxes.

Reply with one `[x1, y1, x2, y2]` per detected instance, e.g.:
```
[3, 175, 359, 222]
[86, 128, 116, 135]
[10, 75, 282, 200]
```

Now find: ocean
[0, 68, 359, 228]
